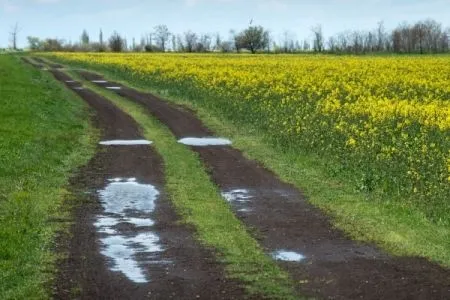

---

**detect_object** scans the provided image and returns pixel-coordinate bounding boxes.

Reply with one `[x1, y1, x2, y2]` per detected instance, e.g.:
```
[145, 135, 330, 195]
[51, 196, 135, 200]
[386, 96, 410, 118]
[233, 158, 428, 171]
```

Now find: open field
[2, 53, 449, 299]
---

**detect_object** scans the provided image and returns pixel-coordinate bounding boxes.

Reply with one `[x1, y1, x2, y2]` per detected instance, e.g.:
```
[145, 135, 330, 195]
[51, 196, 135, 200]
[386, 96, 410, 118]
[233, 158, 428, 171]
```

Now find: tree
[197, 34, 212, 52]
[171, 35, 177, 52]
[183, 31, 197, 52]
[98, 29, 106, 52]
[311, 24, 324, 53]
[237, 25, 270, 54]
[42, 38, 64, 51]
[154, 25, 170, 52]
[9, 23, 20, 50]
[27, 36, 42, 51]
[81, 29, 90, 45]
[109, 31, 125, 52]
[376, 21, 386, 52]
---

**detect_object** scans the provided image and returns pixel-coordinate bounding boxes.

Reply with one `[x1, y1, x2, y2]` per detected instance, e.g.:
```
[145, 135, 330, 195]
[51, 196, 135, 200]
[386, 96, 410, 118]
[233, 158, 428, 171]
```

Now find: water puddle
[73, 87, 84, 90]
[99, 140, 153, 146]
[221, 189, 253, 213]
[222, 189, 252, 203]
[106, 86, 122, 90]
[65, 80, 76, 83]
[92, 80, 108, 83]
[272, 250, 305, 262]
[95, 178, 165, 283]
[178, 137, 232, 146]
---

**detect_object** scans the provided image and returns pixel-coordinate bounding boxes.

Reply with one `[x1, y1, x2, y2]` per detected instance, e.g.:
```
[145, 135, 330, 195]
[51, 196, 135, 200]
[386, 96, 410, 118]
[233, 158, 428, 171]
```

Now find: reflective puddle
[221, 189, 253, 213]
[272, 250, 305, 262]
[95, 178, 165, 283]
[99, 140, 153, 146]
[92, 80, 108, 83]
[65, 80, 76, 83]
[106, 86, 122, 90]
[73, 87, 84, 90]
[178, 137, 232, 146]
[222, 189, 252, 203]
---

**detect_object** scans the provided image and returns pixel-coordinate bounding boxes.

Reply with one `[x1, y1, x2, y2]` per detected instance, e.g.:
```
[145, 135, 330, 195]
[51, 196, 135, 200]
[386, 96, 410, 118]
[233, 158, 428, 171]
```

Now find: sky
[0, 0, 449, 48]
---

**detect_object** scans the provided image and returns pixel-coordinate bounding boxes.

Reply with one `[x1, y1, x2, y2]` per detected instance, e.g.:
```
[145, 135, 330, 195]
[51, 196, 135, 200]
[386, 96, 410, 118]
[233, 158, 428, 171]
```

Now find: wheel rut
[78, 70, 450, 300]
[24, 60, 250, 300]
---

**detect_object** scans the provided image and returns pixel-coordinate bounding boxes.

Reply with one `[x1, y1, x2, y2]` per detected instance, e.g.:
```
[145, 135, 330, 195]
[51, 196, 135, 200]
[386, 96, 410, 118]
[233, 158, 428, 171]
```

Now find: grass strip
[50, 57, 450, 268]
[65, 69, 301, 299]
[0, 55, 95, 299]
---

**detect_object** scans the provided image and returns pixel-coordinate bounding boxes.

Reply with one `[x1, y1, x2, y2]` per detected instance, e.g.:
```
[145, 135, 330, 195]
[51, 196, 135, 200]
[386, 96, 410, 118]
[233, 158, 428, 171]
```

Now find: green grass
[0, 55, 95, 299]
[65, 69, 301, 299]
[48, 57, 450, 268]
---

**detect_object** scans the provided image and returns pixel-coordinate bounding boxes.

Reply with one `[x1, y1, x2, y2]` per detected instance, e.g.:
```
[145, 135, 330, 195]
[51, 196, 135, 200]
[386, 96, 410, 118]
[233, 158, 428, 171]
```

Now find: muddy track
[79, 70, 450, 300]
[24, 61, 250, 299]
[21, 56, 45, 69]
[32, 56, 64, 69]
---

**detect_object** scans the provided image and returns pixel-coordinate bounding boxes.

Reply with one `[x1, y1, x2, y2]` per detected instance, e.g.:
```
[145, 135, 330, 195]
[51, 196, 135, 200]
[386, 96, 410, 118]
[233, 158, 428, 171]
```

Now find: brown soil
[80, 70, 450, 300]
[37, 68, 252, 299]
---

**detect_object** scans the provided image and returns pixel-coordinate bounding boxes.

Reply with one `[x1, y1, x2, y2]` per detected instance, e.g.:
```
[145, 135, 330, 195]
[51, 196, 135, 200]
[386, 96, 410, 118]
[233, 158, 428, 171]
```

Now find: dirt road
[34, 67, 250, 299]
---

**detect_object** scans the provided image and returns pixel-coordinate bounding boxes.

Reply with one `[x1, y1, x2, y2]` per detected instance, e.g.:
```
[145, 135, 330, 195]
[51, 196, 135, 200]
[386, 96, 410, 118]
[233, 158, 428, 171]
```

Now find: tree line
[23, 19, 450, 54]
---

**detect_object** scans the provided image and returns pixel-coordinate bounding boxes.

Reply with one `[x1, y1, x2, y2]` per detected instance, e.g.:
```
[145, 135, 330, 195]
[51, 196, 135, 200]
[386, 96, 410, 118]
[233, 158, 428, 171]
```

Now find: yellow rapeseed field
[51, 53, 450, 223]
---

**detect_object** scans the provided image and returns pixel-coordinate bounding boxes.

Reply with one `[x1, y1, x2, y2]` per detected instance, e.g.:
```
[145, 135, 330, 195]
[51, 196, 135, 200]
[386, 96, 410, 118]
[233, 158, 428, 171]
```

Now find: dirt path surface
[26, 65, 250, 299]
[79, 70, 450, 300]
[32, 56, 64, 69]
[21, 56, 45, 69]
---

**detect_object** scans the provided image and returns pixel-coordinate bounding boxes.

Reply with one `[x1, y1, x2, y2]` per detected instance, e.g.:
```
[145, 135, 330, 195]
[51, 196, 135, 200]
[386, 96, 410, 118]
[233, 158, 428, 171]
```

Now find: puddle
[106, 86, 122, 90]
[95, 178, 165, 283]
[65, 80, 76, 83]
[92, 80, 108, 83]
[99, 140, 153, 146]
[73, 87, 84, 90]
[273, 250, 305, 262]
[178, 137, 232, 146]
[100, 233, 161, 283]
[221, 189, 253, 213]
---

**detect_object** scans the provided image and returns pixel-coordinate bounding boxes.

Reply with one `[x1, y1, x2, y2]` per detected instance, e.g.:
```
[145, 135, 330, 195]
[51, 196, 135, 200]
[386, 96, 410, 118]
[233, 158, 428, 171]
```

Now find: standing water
[94, 178, 166, 283]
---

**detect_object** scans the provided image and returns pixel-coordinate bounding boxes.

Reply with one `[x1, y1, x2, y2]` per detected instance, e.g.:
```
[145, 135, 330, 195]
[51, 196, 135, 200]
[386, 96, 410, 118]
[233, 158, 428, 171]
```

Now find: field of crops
[51, 53, 450, 224]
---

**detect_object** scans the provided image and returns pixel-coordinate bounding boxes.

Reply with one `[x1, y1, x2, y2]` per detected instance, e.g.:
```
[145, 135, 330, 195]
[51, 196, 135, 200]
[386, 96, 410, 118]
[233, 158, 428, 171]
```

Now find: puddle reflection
[95, 178, 165, 283]
[178, 137, 232, 146]
[273, 250, 305, 262]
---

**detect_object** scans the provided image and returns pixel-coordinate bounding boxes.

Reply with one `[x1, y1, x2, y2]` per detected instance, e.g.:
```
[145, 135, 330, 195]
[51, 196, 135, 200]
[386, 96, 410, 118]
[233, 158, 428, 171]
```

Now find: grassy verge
[0, 55, 95, 299]
[65, 69, 300, 299]
[50, 57, 450, 268]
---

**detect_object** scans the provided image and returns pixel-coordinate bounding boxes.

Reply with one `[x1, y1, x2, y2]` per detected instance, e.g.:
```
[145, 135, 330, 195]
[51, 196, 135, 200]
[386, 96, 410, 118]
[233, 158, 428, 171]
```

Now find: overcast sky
[0, 0, 449, 48]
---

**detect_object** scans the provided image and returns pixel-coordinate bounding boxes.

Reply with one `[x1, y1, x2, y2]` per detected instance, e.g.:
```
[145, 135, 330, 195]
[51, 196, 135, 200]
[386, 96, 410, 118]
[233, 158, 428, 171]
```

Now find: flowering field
[51, 53, 450, 223]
